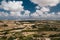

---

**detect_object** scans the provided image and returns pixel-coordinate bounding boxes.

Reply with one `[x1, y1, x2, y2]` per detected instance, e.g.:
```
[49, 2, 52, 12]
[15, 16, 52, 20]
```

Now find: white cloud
[30, 0, 59, 7]
[0, 10, 30, 20]
[10, 12, 22, 17]
[0, 0, 24, 17]
[36, 6, 40, 10]
[0, 0, 31, 20]
[10, 10, 30, 18]
[0, 0, 60, 20]
[31, 7, 50, 17]
[40, 7, 50, 12]
[23, 10, 30, 17]
[30, 0, 60, 20]
[0, 12, 9, 17]
[30, 6, 60, 20]
[1, 1, 24, 12]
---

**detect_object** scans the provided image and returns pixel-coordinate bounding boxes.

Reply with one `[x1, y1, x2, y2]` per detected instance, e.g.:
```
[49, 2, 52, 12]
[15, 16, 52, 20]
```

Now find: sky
[0, 0, 60, 20]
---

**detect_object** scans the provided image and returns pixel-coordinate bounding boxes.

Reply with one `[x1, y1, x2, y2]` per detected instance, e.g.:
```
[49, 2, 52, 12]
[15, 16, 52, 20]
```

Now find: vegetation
[2, 24, 8, 27]
[51, 38, 60, 40]
[0, 20, 60, 40]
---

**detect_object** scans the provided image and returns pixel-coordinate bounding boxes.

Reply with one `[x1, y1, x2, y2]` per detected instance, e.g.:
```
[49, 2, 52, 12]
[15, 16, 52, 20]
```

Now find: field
[0, 20, 60, 40]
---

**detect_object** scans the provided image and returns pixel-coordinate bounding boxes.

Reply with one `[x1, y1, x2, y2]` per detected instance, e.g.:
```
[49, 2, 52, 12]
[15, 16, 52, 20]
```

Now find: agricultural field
[0, 20, 60, 40]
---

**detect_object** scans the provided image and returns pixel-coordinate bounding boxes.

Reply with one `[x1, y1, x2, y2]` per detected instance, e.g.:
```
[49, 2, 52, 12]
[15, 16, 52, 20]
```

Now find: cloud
[30, 7, 60, 20]
[0, 0, 24, 17]
[0, 0, 60, 20]
[30, 0, 60, 20]
[10, 10, 30, 18]
[40, 7, 50, 12]
[0, 1, 30, 17]
[1, 1, 24, 12]
[30, 0, 59, 7]
[0, 0, 31, 20]
[0, 12, 9, 17]
[0, 10, 30, 20]
[31, 7, 50, 17]
[31, 10, 60, 20]
[10, 12, 22, 17]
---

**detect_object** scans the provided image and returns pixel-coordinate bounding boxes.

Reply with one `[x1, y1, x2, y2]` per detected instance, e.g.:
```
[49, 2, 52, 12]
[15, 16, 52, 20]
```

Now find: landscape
[0, 20, 60, 40]
[0, 0, 60, 40]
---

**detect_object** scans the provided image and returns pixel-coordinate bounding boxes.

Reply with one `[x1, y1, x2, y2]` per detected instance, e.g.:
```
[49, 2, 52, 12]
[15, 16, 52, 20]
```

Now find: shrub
[2, 24, 8, 27]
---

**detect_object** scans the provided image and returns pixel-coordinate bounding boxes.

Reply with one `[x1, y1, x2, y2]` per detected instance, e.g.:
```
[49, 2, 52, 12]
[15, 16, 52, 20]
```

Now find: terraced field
[0, 20, 60, 40]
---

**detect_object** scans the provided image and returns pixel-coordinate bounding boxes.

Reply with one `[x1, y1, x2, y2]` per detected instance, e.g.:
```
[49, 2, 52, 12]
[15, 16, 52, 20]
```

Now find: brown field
[0, 20, 60, 40]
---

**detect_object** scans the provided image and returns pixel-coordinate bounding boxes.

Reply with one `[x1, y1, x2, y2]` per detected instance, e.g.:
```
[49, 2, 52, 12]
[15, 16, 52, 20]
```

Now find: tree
[2, 24, 8, 27]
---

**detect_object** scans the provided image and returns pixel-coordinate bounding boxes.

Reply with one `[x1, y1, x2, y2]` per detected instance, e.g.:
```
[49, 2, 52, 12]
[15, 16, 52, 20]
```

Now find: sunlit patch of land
[0, 20, 60, 40]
